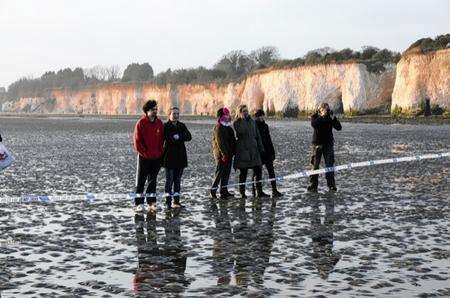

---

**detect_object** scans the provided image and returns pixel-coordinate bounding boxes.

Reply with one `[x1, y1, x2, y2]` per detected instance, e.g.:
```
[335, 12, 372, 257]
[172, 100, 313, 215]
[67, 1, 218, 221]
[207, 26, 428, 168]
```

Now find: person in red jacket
[133, 99, 164, 212]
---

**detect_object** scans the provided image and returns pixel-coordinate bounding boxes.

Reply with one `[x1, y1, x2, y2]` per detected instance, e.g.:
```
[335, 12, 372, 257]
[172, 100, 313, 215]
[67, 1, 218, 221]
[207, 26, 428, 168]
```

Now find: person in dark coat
[211, 107, 236, 199]
[307, 103, 342, 192]
[233, 104, 270, 199]
[162, 107, 192, 208]
[253, 110, 283, 198]
[0, 133, 2, 142]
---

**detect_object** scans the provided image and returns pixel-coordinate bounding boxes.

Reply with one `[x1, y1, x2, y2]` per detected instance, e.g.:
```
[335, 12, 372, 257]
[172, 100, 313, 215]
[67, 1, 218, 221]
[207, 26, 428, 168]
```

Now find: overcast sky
[0, 0, 448, 88]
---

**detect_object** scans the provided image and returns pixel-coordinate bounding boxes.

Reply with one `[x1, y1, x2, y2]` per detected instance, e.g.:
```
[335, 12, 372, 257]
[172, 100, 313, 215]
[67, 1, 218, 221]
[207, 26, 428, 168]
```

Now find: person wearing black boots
[233, 105, 270, 199]
[162, 107, 192, 208]
[307, 103, 342, 192]
[253, 110, 283, 198]
[211, 107, 236, 199]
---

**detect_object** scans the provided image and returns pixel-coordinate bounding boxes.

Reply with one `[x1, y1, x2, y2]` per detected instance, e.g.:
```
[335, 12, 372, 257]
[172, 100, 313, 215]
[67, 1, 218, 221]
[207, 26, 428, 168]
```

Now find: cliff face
[2, 62, 397, 115]
[239, 63, 395, 113]
[392, 48, 450, 110]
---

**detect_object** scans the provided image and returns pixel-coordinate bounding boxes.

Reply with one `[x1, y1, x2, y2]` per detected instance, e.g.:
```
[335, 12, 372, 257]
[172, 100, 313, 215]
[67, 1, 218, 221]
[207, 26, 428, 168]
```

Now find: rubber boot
[165, 195, 172, 209]
[239, 185, 247, 199]
[173, 195, 183, 208]
[271, 180, 283, 197]
[256, 183, 270, 198]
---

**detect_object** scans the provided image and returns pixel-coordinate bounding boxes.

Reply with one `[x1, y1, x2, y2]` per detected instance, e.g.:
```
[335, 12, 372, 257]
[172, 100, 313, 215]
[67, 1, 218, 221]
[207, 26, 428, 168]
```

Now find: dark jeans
[135, 156, 161, 205]
[165, 168, 184, 196]
[239, 166, 262, 195]
[211, 160, 232, 194]
[309, 144, 335, 188]
[254, 161, 277, 191]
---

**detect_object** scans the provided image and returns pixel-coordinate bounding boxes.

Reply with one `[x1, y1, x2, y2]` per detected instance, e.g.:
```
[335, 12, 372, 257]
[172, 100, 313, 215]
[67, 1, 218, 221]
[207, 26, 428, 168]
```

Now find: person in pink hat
[210, 107, 236, 199]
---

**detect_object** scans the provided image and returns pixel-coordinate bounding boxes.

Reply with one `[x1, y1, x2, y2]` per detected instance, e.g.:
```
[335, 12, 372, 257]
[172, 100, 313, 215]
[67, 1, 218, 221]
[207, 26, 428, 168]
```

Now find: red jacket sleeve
[133, 120, 148, 158]
[159, 120, 165, 154]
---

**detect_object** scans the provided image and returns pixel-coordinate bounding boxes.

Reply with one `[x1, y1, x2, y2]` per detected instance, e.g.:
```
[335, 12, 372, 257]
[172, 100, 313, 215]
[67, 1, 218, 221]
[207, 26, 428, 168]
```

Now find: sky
[0, 0, 449, 88]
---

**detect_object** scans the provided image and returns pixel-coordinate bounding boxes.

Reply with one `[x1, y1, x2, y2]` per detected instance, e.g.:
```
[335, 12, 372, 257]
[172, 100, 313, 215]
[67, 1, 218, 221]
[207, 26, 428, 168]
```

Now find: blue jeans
[165, 168, 184, 195]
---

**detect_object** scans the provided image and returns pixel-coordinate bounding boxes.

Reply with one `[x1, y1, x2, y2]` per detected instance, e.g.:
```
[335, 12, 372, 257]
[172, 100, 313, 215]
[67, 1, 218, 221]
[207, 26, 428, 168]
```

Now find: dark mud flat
[0, 117, 449, 297]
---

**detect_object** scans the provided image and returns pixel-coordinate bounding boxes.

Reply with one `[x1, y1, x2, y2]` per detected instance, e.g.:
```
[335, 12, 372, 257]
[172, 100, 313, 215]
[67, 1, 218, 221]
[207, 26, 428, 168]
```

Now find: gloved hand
[220, 155, 229, 164]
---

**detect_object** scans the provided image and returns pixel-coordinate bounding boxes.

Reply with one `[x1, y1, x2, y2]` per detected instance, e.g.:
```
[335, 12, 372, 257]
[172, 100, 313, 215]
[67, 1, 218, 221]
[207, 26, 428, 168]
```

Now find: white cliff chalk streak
[0, 152, 448, 204]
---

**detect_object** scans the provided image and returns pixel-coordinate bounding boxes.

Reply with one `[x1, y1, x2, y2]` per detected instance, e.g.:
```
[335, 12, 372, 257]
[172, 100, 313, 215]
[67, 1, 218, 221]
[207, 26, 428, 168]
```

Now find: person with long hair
[233, 104, 270, 198]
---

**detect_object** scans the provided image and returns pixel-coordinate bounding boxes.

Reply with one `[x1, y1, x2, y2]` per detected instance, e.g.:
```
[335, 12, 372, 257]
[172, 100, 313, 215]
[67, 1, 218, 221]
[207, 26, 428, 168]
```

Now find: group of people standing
[133, 99, 342, 212]
[133, 100, 192, 212]
[211, 105, 282, 199]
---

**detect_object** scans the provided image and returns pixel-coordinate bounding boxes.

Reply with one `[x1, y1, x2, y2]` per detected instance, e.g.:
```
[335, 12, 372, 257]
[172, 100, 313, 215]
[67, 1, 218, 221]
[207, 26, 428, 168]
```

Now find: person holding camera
[307, 103, 342, 192]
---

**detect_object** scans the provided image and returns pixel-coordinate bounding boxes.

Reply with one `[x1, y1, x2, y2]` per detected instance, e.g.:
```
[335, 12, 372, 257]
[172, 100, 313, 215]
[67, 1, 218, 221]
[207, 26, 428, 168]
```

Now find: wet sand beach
[0, 117, 449, 297]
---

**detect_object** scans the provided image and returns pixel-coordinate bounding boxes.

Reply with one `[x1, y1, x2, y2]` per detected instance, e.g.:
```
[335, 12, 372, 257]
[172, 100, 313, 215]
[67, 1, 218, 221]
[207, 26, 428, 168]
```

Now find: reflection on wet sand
[310, 194, 340, 279]
[1, 119, 449, 296]
[134, 210, 189, 295]
[208, 198, 276, 292]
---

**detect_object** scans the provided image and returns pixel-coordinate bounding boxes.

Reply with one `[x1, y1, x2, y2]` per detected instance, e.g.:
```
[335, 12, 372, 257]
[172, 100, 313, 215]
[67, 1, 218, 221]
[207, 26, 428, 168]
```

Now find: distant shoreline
[0, 113, 449, 125]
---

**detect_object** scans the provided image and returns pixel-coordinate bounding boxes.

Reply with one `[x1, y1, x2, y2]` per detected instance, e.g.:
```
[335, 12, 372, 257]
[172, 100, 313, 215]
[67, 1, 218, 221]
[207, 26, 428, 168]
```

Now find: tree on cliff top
[85, 65, 121, 83]
[121, 63, 154, 82]
[154, 67, 226, 85]
[361, 46, 379, 60]
[249, 46, 280, 67]
[214, 50, 256, 79]
[213, 46, 280, 79]
[406, 33, 450, 54]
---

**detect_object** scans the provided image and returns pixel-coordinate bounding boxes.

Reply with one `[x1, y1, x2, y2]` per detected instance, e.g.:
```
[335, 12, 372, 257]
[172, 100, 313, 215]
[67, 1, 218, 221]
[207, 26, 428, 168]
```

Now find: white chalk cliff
[4, 38, 450, 116]
[392, 48, 450, 111]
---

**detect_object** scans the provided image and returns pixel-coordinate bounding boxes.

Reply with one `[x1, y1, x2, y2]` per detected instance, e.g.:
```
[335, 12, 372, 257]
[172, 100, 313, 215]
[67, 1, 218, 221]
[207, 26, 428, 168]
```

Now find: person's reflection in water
[133, 209, 189, 295]
[209, 200, 234, 285]
[233, 198, 251, 288]
[248, 198, 276, 286]
[209, 197, 276, 291]
[310, 194, 340, 279]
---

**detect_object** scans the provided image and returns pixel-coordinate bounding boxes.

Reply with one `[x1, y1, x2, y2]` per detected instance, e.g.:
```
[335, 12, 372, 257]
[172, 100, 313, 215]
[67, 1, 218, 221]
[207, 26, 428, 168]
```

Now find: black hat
[254, 109, 265, 117]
